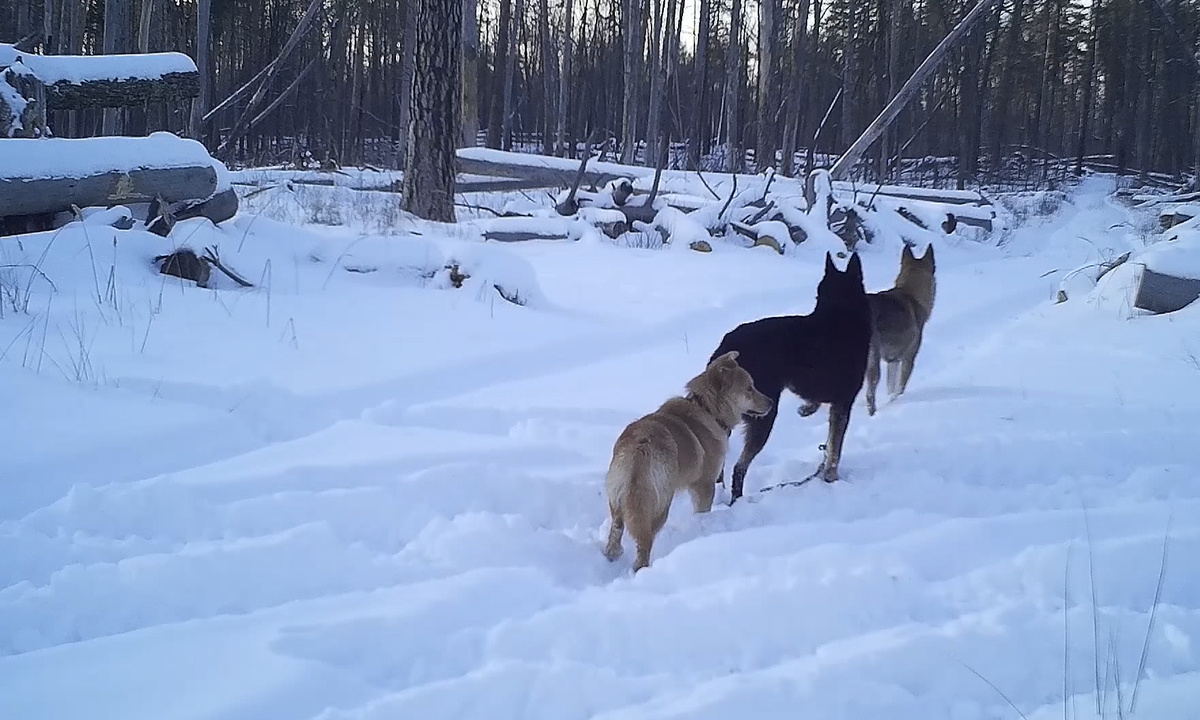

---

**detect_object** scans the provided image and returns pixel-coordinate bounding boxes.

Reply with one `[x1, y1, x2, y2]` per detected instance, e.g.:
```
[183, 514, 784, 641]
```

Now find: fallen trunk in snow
[0, 48, 200, 110]
[0, 135, 227, 220]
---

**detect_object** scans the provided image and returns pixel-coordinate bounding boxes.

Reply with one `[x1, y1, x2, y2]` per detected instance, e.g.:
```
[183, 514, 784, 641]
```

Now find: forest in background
[2, 0, 1199, 190]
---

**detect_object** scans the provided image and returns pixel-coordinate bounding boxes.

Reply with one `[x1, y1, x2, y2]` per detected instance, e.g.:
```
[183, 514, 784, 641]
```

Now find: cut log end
[1134, 268, 1200, 315]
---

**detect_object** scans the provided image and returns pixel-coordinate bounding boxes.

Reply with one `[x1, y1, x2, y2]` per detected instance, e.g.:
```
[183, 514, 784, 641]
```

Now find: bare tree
[402, 0, 463, 221]
[463, 0, 480, 147]
[724, 0, 745, 171]
[756, 0, 780, 171]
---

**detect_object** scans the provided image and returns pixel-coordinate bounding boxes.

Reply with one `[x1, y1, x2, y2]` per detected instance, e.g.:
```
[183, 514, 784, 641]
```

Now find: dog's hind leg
[730, 404, 779, 504]
[896, 333, 923, 396]
[689, 475, 716, 513]
[603, 503, 625, 561]
[630, 507, 668, 572]
[817, 401, 852, 483]
[865, 340, 882, 416]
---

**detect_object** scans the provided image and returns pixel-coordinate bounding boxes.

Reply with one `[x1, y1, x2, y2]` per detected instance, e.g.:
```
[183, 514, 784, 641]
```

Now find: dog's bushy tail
[606, 435, 669, 523]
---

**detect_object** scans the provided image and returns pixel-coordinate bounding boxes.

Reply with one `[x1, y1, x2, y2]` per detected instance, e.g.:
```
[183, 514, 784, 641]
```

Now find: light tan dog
[603, 351, 773, 572]
[865, 243, 936, 416]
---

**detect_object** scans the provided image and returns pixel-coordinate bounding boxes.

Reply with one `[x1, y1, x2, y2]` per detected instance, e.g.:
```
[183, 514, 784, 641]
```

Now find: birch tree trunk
[402, 0, 462, 222]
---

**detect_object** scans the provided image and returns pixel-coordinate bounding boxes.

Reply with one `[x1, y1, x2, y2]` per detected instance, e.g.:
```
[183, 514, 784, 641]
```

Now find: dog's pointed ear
[922, 243, 935, 263]
[708, 350, 739, 368]
[846, 252, 864, 280]
[824, 251, 837, 275]
[902, 244, 915, 261]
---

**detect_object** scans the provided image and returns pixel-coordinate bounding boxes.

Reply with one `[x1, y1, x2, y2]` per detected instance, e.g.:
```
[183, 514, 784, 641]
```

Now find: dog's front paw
[603, 543, 624, 562]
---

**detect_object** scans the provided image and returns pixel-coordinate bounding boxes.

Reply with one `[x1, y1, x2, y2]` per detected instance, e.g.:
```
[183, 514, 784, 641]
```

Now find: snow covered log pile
[0, 44, 199, 112]
[458, 148, 999, 253]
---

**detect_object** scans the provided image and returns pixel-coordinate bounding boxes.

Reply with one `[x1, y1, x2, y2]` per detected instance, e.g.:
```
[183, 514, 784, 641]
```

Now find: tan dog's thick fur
[865, 244, 936, 415]
[603, 351, 772, 571]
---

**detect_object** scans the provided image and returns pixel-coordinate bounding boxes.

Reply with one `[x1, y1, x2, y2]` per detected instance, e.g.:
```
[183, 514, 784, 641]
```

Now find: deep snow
[1, 175, 1198, 720]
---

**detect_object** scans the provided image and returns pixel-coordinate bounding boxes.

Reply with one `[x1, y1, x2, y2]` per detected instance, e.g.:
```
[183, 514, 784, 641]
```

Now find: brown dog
[865, 243, 936, 416]
[603, 351, 773, 571]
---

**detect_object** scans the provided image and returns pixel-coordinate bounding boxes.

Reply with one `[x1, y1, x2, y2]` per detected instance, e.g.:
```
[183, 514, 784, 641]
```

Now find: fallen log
[1, 50, 200, 110]
[1135, 268, 1200, 314]
[457, 148, 639, 189]
[175, 188, 239, 226]
[1, 135, 220, 217]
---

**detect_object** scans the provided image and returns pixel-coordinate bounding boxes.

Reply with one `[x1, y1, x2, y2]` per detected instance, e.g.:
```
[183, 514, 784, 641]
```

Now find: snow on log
[457, 147, 650, 188]
[0, 133, 220, 217]
[0, 46, 199, 110]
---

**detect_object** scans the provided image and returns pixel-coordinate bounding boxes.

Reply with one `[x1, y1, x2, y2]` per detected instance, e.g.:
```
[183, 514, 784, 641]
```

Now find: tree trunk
[780, 0, 810, 177]
[621, 0, 645, 163]
[1074, 2, 1096, 175]
[881, 0, 903, 179]
[500, 0, 523, 150]
[989, 0, 1023, 166]
[644, 0, 667, 166]
[402, 0, 462, 222]
[555, 0, 574, 156]
[840, 1, 857, 154]
[689, 0, 712, 168]
[400, 0, 419, 161]
[104, 0, 131, 136]
[487, 0, 512, 148]
[462, 0, 480, 147]
[755, 0, 779, 171]
[539, 0, 554, 154]
[724, 0, 744, 172]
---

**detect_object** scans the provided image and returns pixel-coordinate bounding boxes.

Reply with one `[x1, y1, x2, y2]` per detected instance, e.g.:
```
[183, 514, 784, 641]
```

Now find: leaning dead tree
[829, 0, 1005, 180]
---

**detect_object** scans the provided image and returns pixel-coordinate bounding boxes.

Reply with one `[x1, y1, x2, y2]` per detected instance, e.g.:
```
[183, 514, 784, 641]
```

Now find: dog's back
[709, 253, 872, 498]
[712, 255, 871, 408]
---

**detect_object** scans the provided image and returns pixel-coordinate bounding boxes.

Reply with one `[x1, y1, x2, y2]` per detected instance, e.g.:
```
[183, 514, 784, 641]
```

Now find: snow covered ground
[1, 175, 1199, 720]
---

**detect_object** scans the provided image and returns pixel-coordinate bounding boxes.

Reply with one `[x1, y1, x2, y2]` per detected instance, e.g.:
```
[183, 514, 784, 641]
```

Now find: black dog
[710, 251, 872, 502]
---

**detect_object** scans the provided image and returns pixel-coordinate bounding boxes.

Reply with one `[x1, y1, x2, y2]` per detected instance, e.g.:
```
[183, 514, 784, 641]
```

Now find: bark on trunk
[487, 0, 512, 148]
[755, 0, 779, 171]
[103, 0, 131, 136]
[644, 0, 668, 166]
[402, 0, 462, 222]
[724, 0, 744, 172]
[621, 0, 645, 163]
[500, 0, 523, 150]
[462, 0, 480, 147]
[556, 0, 574, 155]
[539, 0, 554, 155]
[399, 0, 419, 160]
[689, 0, 712, 168]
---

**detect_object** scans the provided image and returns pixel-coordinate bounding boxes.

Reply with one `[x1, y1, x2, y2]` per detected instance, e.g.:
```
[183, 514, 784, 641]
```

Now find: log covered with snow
[0, 46, 199, 110]
[0, 134, 223, 218]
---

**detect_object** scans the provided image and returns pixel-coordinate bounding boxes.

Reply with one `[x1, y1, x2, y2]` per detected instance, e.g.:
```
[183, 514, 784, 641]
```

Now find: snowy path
[2, 177, 1200, 719]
